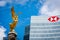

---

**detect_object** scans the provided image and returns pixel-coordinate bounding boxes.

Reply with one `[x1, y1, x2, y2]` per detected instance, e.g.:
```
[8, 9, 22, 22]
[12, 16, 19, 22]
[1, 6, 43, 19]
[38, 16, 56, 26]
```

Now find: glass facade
[30, 16, 60, 40]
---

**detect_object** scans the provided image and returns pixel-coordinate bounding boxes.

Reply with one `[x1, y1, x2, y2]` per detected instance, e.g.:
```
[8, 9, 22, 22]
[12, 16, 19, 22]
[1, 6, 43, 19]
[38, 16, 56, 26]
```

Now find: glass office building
[30, 16, 60, 40]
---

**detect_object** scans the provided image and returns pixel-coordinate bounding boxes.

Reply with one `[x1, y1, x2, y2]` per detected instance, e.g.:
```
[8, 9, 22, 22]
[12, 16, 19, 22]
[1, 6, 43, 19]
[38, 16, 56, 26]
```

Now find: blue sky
[0, 0, 45, 40]
[0, 0, 60, 40]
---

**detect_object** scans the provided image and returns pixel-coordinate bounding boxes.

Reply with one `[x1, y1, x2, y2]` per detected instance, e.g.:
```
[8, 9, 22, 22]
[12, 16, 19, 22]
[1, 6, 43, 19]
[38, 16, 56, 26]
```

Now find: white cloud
[0, 1, 6, 6]
[39, 0, 45, 4]
[15, 0, 29, 5]
[0, 26, 6, 40]
[39, 0, 60, 16]
[0, 0, 29, 6]
[1, 0, 12, 3]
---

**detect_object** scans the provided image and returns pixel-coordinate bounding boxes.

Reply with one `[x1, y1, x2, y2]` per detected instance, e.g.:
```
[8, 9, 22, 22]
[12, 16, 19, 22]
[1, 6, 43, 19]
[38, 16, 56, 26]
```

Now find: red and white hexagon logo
[48, 16, 60, 22]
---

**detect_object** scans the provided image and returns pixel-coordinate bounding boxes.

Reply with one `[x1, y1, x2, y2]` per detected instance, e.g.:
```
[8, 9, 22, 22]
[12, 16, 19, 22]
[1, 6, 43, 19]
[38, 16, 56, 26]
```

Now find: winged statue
[9, 7, 18, 32]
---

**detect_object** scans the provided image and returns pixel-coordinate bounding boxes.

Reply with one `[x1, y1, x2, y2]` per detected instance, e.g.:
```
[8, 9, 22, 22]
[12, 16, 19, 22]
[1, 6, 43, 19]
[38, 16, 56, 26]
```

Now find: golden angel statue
[9, 7, 18, 32]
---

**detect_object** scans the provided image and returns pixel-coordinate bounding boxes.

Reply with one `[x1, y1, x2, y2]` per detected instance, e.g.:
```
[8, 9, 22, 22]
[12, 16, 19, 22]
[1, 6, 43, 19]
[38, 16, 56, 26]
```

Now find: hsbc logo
[48, 16, 60, 22]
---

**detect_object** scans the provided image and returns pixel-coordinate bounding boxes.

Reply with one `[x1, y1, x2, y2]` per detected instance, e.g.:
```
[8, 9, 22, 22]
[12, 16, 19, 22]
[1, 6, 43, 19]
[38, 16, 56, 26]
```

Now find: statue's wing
[11, 7, 15, 17]
[11, 7, 18, 21]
